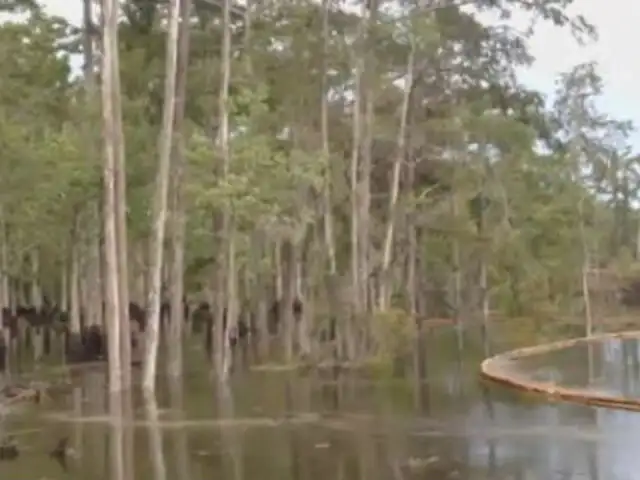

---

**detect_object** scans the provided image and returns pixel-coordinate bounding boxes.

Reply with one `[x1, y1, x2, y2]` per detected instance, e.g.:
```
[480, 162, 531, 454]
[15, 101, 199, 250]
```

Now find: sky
[39, 0, 640, 149]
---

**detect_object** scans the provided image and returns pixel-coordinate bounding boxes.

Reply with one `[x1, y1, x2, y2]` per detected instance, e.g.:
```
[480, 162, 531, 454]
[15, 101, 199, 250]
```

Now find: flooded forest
[1, 0, 640, 478]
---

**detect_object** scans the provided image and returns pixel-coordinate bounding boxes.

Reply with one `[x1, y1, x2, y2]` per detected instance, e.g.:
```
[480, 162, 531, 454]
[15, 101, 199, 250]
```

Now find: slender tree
[167, 0, 193, 378]
[101, 0, 122, 393]
[143, 0, 181, 393]
[217, 0, 235, 380]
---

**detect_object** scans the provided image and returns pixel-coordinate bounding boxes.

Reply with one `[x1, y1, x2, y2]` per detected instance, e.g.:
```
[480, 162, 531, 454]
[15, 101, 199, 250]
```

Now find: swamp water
[1, 328, 640, 479]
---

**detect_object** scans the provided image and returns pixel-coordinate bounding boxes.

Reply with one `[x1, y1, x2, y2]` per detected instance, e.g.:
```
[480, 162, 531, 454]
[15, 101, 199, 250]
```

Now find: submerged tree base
[481, 330, 640, 412]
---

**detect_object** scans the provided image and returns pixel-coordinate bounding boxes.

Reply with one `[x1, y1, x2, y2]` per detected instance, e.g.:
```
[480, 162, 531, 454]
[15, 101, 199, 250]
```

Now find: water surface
[1, 330, 640, 479]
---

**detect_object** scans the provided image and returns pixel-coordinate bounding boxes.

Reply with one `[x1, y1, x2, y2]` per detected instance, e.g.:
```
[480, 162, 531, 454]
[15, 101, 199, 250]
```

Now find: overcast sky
[40, 0, 640, 149]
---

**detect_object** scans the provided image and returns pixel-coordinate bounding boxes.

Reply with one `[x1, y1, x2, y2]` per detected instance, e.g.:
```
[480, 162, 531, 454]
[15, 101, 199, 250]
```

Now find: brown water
[0, 329, 639, 480]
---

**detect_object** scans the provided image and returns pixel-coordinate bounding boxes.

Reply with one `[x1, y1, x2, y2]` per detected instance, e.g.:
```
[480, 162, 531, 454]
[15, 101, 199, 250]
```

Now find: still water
[1, 329, 640, 480]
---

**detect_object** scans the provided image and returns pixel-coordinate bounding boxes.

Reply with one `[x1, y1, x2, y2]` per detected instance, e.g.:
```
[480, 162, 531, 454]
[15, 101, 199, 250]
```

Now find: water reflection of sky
[463, 399, 640, 479]
[500, 337, 640, 398]
[471, 336, 640, 479]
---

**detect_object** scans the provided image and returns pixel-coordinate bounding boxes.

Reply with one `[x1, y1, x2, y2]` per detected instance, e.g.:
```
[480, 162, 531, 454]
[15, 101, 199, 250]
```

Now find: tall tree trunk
[282, 240, 297, 362]
[133, 242, 146, 304]
[113, 53, 131, 387]
[406, 129, 418, 318]
[253, 235, 269, 358]
[60, 260, 68, 311]
[70, 216, 82, 334]
[0, 211, 8, 312]
[478, 187, 490, 351]
[217, 0, 234, 381]
[30, 250, 44, 362]
[83, 0, 102, 331]
[143, 0, 181, 393]
[167, 0, 192, 378]
[222, 230, 237, 378]
[451, 191, 463, 350]
[349, 10, 365, 318]
[579, 197, 593, 336]
[274, 240, 283, 300]
[101, 0, 130, 386]
[0, 211, 8, 372]
[359, 0, 378, 313]
[379, 44, 415, 311]
[30, 251, 41, 309]
[88, 230, 103, 328]
[320, 0, 336, 277]
[101, 0, 122, 393]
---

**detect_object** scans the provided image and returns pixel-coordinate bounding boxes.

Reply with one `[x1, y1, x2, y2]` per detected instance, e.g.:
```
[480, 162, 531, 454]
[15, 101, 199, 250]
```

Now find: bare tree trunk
[142, 0, 181, 393]
[0, 210, 8, 372]
[217, 0, 234, 381]
[88, 230, 103, 327]
[60, 260, 68, 311]
[407, 233, 417, 319]
[167, 0, 192, 378]
[109, 0, 131, 387]
[359, 0, 378, 314]
[101, 0, 122, 392]
[212, 258, 225, 366]
[70, 221, 82, 334]
[253, 235, 269, 358]
[320, 0, 337, 276]
[30, 251, 41, 309]
[282, 240, 297, 362]
[579, 197, 593, 336]
[478, 198, 490, 352]
[479, 254, 490, 340]
[221, 231, 237, 378]
[84, 0, 102, 332]
[451, 191, 463, 351]
[30, 250, 45, 362]
[274, 240, 283, 300]
[378, 44, 414, 311]
[295, 244, 311, 357]
[132, 242, 146, 304]
[349, 7, 365, 319]
[0, 214, 7, 313]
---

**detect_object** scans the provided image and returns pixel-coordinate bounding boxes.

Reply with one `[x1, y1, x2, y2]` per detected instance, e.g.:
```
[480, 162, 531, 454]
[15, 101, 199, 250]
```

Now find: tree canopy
[0, 0, 635, 325]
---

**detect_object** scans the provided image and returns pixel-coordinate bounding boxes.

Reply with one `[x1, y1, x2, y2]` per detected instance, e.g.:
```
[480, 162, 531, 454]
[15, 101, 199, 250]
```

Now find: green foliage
[0, 0, 635, 323]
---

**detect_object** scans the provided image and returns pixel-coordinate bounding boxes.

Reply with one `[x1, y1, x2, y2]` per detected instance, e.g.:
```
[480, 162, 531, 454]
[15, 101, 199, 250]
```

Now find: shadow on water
[4, 328, 640, 479]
